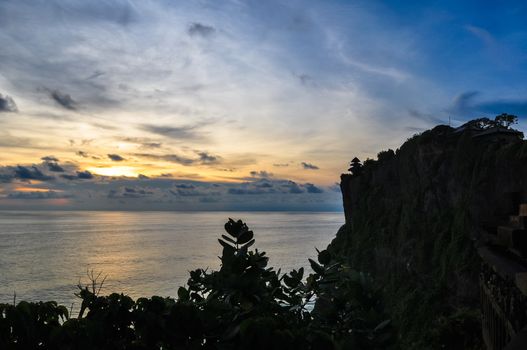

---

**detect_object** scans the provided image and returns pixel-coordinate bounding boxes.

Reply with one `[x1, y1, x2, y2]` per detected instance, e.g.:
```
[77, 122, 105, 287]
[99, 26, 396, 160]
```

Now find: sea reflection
[0, 211, 343, 313]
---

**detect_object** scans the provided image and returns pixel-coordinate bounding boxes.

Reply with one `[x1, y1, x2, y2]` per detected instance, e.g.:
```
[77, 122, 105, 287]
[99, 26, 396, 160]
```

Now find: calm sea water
[0, 211, 343, 312]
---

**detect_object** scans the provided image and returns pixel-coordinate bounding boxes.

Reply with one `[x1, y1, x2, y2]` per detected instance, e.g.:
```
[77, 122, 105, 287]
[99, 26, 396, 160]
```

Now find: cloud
[86, 70, 105, 80]
[188, 22, 215, 37]
[141, 142, 162, 149]
[46, 162, 65, 172]
[449, 91, 527, 117]
[197, 151, 220, 164]
[0, 93, 17, 112]
[134, 153, 195, 166]
[465, 25, 496, 47]
[450, 91, 479, 115]
[108, 186, 154, 199]
[8, 190, 71, 200]
[228, 188, 268, 195]
[49, 89, 78, 110]
[40, 156, 64, 172]
[61, 170, 94, 180]
[134, 151, 222, 166]
[120, 137, 162, 149]
[476, 99, 527, 116]
[41, 156, 59, 162]
[76, 151, 89, 158]
[141, 125, 201, 140]
[304, 183, 323, 193]
[77, 170, 94, 180]
[283, 181, 304, 194]
[108, 153, 125, 161]
[14, 165, 53, 181]
[301, 162, 319, 170]
[273, 163, 289, 167]
[175, 184, 195, 189]
[408, 109, 444, 125]
[250, 170, 273, 178]
[169, 184, 219, 197]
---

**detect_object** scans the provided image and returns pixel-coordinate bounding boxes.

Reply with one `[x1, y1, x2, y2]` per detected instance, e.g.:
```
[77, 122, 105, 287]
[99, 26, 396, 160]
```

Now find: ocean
[0, 211, 343, 313]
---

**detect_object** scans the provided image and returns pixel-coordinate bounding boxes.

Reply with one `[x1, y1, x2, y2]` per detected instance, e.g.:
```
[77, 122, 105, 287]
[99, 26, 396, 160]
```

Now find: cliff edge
[329, 121, 527, 348]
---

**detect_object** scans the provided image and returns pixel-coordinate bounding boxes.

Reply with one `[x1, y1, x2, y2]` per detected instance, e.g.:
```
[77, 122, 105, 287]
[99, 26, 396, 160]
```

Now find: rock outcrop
[329, 123, 527, 349]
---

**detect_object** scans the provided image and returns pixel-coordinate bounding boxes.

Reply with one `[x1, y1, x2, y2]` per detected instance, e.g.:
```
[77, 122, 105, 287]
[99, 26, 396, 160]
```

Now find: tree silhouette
[494, 113, 518, 128]
[348, 157, 363, 175]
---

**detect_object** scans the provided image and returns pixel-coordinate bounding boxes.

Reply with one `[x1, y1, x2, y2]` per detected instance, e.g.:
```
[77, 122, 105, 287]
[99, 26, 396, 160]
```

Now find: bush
[0, 219, 394, 349]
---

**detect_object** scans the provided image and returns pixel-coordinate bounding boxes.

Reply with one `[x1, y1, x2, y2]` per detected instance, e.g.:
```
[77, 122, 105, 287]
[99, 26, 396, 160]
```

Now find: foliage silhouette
[0, 219, 393, 349]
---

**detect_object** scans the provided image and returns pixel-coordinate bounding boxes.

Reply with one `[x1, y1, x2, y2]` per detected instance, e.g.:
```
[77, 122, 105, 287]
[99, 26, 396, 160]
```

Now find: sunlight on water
[0, 211, 343, 312]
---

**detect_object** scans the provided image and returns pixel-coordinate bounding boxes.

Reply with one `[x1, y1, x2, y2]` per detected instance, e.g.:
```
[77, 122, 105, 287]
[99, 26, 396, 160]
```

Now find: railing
[480, 263, 527, 350]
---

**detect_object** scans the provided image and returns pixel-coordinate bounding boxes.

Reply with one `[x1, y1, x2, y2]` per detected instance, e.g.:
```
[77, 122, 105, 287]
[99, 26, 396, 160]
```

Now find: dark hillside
[330, 121, 527, 348]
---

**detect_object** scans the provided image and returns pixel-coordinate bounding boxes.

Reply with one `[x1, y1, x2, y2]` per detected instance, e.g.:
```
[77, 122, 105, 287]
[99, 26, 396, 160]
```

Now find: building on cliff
[473, 127, 524, 142]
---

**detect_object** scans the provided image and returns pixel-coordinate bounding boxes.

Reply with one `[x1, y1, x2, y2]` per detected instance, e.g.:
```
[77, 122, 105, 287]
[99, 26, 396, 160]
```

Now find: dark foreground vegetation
[0, 219, 394, 349]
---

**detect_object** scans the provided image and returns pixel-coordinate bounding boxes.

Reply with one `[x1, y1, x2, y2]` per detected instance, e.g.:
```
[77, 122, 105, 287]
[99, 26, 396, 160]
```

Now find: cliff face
[329, 125, 527, 349]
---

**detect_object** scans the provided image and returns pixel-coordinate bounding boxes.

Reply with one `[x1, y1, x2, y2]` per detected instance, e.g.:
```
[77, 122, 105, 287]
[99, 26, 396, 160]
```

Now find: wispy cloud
[141, 125, 202, 140]
[188, 22, 215, 37]
[49, 89, 78, 110]
[108, 154, 125, 162]
[301, 162, 319, 170]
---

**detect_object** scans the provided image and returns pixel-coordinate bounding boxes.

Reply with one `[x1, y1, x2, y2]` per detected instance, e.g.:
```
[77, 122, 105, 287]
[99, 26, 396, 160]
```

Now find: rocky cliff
[329, 124, 527, 349]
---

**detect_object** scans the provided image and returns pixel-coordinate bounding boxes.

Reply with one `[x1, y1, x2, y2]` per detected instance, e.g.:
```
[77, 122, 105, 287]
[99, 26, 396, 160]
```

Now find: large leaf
[237, 230, 254, 244]
[317, 250, 331, 265]
[309, 259, 325, 275]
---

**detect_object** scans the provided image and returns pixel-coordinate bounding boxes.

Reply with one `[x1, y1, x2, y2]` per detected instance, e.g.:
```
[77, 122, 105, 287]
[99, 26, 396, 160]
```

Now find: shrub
[0, 219, 394, 349]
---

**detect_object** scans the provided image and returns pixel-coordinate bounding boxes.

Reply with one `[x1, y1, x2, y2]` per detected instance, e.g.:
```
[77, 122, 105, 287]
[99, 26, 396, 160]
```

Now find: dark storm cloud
[108, 154, 125, 161]
[76, 151, 89, 158]
[141, 125, 201, 140]
[14, 166, 53, 181]
[301, 162, 319, 170]
[138, 174, 149, 179]
[188, 22, 215, 37]
[0, 93, 17, 112]
[50, 89, 78, 110]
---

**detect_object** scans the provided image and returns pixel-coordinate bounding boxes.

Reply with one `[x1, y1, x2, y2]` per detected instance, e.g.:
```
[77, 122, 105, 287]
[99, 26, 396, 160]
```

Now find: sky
[0, 0, 526, 211]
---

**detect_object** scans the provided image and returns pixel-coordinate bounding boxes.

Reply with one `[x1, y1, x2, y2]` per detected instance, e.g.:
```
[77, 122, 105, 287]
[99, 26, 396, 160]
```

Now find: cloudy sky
[1, 0, 526, 210]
